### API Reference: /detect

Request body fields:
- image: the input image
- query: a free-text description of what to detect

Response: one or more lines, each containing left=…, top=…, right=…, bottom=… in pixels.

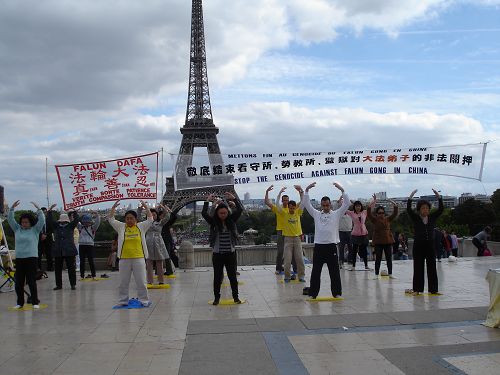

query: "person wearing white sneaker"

left=108, top=200, right=153, bottom=307
left=6, top=200, right=45, bottom=310
left=367, top=194, right=399, bottom=279
left=32, top=304, right=40, bottom=309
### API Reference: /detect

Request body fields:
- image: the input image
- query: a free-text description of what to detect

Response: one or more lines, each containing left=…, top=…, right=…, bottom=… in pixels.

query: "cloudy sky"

left=1, top=0, right=500, bottom=208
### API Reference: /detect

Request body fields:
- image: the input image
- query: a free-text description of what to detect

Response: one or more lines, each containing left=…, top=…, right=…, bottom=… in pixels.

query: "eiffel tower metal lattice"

left=162, top=0, right=239, bottom=212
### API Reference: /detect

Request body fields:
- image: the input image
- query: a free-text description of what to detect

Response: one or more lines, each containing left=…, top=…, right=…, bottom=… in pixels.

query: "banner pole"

left=478, top=143, right=487, bottom=181
left=161, top=147, right=164, bottom=200
left=46, top=157, right=50, bottom=207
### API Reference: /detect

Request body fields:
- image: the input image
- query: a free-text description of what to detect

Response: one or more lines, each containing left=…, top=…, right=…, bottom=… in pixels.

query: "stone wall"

left=30, top=239, right=499, bottom=270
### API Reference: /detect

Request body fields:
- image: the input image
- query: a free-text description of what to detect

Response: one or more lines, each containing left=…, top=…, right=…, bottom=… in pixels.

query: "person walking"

left=202, top=192, right=243, bottom=305
left=108, top=200, right=153, bottom=307
left=346, top=201, right=369, bottom=270
left=300, top=182, right=349, bottom=298
left=48, top=208, right=79, bottom=290
left=406, top=189, right=443, bottom=295
left=6, top=200, right=46, bottom=309
left=367, top=195, right=399, bottom=279
left=77, top=212, right=101, bottom=279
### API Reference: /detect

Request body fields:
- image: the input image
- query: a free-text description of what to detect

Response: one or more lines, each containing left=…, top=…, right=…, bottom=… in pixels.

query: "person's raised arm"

left=367, top=194, right=376, bottom=222
left=388, top=199, right=399, bottom=221
left=158, top=204, right=172, bottom=226
left=69, top=210, right=80, bottom=230
left=46, top=204, right=57, bottom=232
left=264, top=185, right=274, bottom=208
left=140, top=200, right=153, bottom=220
left=202, top=195, right=215, bottom=225
left=275, top=187, right=286, bottom=212
left=92, top=212, right=101, bottom=231
left=225, top=192, right=243, bottom=221
left=31, top=202, right=46, bottom=233
left=302, top=182, right=319, bottom=217
left=431, top=188, right=444, bottom=218
left=7, top=200, right=20, bottom=232
left=294, top=185, right=304, bottom=208
left=108, top=200, right=120, bottom=219
left=406, top=189, right=418, bottom=220
left=334, top=183, right=350, bottom=215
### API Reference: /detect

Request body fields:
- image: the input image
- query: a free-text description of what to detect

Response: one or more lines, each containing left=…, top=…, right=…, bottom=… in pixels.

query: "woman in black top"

left=406, top=189, right=443, bottom=295
left=202, top=192, right=243, bottom=305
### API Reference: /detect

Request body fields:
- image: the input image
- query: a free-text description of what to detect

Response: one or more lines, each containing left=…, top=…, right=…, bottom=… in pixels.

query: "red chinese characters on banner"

left=55, top=153, right=158, bottom=210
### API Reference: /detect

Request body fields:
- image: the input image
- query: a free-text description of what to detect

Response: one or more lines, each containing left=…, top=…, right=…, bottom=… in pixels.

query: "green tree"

left=452, top=199, right=497, bottom=235
left=491, top=188, right=500, bottom=216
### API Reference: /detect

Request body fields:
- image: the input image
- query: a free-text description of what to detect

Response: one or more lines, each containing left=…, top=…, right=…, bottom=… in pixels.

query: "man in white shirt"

left=298, top=182, right=350, bottom=298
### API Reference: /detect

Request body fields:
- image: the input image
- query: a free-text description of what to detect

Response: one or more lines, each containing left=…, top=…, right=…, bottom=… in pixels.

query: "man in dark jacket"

left=48, top=210, right=79, bottom=290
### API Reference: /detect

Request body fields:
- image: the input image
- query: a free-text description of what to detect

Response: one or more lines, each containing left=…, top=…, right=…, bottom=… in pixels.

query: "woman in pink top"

left=346, top=201, right=369, bottom=270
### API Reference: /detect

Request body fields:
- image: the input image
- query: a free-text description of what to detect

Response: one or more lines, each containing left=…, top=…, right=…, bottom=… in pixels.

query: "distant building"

left=458, top=193, right=491, bottom=205
left=244, top=192, right=250, bottom=201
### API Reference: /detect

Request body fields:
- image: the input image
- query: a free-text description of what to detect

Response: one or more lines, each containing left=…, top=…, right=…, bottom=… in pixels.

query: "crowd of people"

left=2, top=199, right=178, bottom=309
left=1, top=185, right=495, bottom=309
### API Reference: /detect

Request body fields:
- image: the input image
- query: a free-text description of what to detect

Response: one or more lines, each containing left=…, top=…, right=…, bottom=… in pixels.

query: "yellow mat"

left=279, top=279, right=303, bottom=284
left=404, top=291, right=442, bottom=297
left=208, top=299, right=246, bottom=306
left=308, top=297, right=344, bottom=302
left=147, top=284, right=171, bottom=289
left=8, top=303, right=48, bottom=311
left=221, top=281, right=245, bottom=287
left=79, top=277, right=109, bottom=282
left=153, top=275, right=177, bottom=279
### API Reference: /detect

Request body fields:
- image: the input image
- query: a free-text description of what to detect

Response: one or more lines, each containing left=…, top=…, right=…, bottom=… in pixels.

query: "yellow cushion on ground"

left=279, top=279, right=302, bottom=284
left=8, top=304, right=48, bottom=311
left=404, top=291, right=442, bottom=297
left=153, top=274, right=177, bottom=279
left=79, top=277, right=109, bottom=282
left=147, top=283, right=171, bottom=289
left=208, top=299, right=246, bottom=305
left=308, top=297, right=344, bottom=302
left=221, top=281, right=244, bottom=287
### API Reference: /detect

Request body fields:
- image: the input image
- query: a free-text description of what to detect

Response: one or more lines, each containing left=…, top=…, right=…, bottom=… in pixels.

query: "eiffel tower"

left=163, top=0, right=239, bottom=212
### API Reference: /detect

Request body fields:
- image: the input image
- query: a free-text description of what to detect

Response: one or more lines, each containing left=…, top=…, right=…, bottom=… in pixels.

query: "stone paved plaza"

left=1, top=256, right=499, bottom=375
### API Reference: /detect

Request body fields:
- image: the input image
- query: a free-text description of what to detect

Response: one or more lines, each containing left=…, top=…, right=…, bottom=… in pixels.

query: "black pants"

left=338, top=231, right=352, bottom=264
left=212, top=252, right=238, bottom=300
left=164, top=258, right=174, bottom=275
left=15, top=257, right=39, bottom=306
left=350, top=239, right=368, bottom=267
left=309, top=244, right=342, bottom=297
left=38, top=239, right=53, bottom=271
left=79, top=245, right=96, bottom=278
left=472, top=238, right=484, bottom=256
left=412, top=240, right=438, bottom=293
left=374, top=244, right=393, bottom=275
left=55, top=256, right=77, bottom=288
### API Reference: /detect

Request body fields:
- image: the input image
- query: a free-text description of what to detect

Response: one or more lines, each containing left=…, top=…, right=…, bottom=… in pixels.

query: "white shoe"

left=13, top=305, right=22, bottom=309
left=389, top=275, right=397, bottom=279
left=371, top=275, right=379, bottom=280
left=33, top=304, right=40, bottom=309
left=348, top=266, right=354, bottom=271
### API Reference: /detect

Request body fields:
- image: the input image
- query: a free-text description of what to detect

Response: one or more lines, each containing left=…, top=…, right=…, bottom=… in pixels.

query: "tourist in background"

left=449, top=231, right=459, bottom=257
left=6, top=200, right=46, bottom=309
left=406, top=189, right=443, bottom=295
left=472, top=226, right=492, bottom=256
left=367, top=194, right=399, bottom=279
